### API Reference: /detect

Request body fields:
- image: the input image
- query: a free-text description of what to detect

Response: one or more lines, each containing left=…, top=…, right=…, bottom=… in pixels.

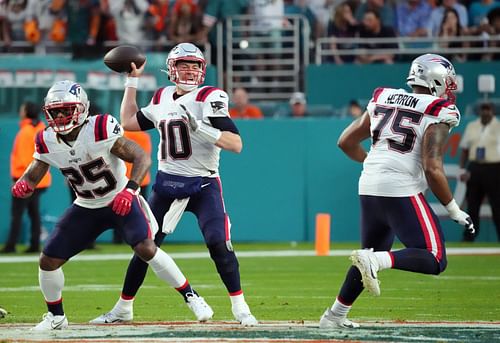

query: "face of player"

left=176, top=61, right=202, bottom=84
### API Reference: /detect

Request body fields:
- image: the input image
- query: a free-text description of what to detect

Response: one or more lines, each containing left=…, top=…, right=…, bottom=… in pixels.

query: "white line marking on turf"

left=0, top=247, right=499, bottom=264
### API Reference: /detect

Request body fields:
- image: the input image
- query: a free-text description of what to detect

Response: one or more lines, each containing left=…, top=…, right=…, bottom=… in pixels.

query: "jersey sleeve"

left=425, top=100, right=460, bottom=128
left=33, top=130, right=50, bottom=163
left=201, top=88, right=230, bottom=121
left=94, top=114, right=123, bottom=144
left=140, top=87, right=166, bottom=126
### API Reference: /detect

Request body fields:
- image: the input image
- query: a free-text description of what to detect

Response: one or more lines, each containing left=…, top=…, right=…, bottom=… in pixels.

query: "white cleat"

left=232, top=302, right=258, bottom=326
left=89, top=310, right=133, bottom=324
left=32, top=312, right=68, bottom=331
left=319, top=308, right=359, bottom=329
left=350, top=248, right=380, bottom=296
left=186, top=293, right=214, bottom=322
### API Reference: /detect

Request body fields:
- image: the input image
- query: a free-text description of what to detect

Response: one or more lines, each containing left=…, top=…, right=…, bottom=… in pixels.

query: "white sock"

left=147, top=248, right=187, bottom=288
left=112, top=297, right=134, bottom=314
left=39, top=267, right=64, bottom=302
left=330, top=297, right=351, bottom=318
left=230, top=293, right=246, bottom=307
left=374, top=251, right=392, bottom=271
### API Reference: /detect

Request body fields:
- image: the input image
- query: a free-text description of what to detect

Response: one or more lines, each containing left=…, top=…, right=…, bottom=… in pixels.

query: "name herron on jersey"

left=385, top=93, right=420, bottom=108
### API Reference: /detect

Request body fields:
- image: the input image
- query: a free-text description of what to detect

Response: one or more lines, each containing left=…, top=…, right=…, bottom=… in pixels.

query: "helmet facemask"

left=166, top=43, right=206, bottom=91
left=44, top=102, right=86, bottom=134
left=43, top=81, right=90, bottom=135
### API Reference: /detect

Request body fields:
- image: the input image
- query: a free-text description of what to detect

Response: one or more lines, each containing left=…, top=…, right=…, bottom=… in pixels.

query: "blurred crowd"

left=0, top=0, right=499, bottom=62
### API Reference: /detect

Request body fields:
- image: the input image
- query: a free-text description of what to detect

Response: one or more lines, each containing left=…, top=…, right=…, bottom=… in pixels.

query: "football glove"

left=12, top=180, right=34, bottom=198
left=445, top=199, right=475, bottom=235
left=111, top=188, right=136, bottom=216
left=179, top=104, right=221, bottom=144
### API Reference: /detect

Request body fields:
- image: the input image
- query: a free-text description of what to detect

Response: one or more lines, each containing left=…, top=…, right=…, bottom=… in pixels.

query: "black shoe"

left=24, top=247, right=40, bottom=253
left=0, top=246, right=16, bottom=253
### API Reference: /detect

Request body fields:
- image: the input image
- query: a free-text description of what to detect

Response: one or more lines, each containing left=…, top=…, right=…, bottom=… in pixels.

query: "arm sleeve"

left=136, top=111, right=156, bottom=131
left=209, top=117, right=240, bottom=135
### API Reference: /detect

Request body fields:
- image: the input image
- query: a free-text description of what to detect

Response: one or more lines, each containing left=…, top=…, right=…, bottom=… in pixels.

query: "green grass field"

left=1, top=242, right=499, bottom=326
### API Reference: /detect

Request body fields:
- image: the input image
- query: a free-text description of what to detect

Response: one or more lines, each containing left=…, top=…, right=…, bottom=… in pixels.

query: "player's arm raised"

left=111, top=136, right=151, bottom=187
left=120, top=61, right=147, bottom=131
left=337, top=111, right=371, bottom=162
left=12, top=159, right=50, bottom=198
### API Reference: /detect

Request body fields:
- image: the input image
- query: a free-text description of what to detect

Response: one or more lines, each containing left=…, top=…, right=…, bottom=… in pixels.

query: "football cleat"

left=32, top=312, right=68, bottom=331
left=232, top=302, right=258, bottom=326
left=186, top=293, right=214, bottom=322
left=89, top=310, right=133, bottom=324
left=351, top=248, right=380, bottom=296
left=319, top=308, right=359, bottom=329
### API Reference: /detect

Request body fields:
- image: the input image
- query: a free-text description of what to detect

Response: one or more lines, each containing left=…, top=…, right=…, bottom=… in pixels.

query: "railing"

left=0, top=40, right=212, bottom=65
left=315, top=35, right=500, bottom=64
left=218, top=14, right=310, bottom=102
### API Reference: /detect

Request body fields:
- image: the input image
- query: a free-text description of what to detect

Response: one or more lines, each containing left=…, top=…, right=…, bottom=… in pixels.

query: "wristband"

left=126, top=180, right=140, bottom=191
left=198, top=122, right=222, bottom=144
left=445, top=199, right=460, bottom=214
left=124, top=77, right=139, bottom=88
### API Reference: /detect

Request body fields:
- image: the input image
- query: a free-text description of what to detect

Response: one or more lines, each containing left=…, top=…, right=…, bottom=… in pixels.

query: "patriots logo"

left=428, top=57, right=452, bottom=71
left=69, top=83, right=81, bottom=96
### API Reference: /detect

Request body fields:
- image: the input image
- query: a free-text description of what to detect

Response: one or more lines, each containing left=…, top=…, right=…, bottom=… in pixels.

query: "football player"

left=319, top=54, right=475, bottom=328
left=91, top=43, right=258, bottom=326
left=12, top=80, right=212, bottom=330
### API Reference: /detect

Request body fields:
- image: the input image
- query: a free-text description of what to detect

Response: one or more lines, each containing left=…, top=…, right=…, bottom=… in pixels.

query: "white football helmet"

left=407, top=54, right=458, bottom=102
left=43, top=80, right=90, bottom=134
left=166, top=42, right=206, bottom=91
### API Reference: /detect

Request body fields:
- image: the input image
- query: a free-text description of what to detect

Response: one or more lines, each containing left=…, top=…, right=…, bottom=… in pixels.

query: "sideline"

left=0, top=247, right=499, bottom=264
left=0, top=321, right=499, bottom=343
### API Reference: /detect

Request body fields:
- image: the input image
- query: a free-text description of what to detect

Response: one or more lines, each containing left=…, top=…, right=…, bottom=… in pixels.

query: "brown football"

left=103, top=45, right=146, bottom=73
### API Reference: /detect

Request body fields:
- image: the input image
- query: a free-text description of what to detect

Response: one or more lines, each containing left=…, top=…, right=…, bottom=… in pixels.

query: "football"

left=0, top=307, right=7, bottom=318
left=103, top=45, right=146, bottom=73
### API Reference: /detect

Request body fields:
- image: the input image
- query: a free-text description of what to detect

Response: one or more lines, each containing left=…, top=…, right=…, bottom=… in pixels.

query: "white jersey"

left=140, top=85, right=230, bottom=177
left=359, top=87, right=460, bottom=197
left=33, top=114, right=127, bottom=209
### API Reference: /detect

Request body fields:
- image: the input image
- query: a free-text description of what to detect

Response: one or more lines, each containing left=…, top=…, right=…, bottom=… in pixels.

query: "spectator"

left=488, top=8, right=500, bottom=60
left=66, top=0, right=102, bottom=59
left=469, top=0, right=500, bottom=28
left=354, top=0, right=394, bottom=28
left=458, top=102, right=500, bottom=242
left=25, top=0, right=66, bottom=53
left=1, top=101, right=51, bottom=254
left=3, top=0, right=29, bottom=52
left=109, top=0, right=149, bottom=46
left=395, top=0, right=432, bottom=49
left=356, top=10, right=397, bottom=64
left=327, top=1, right=358, bottom=64
left=229, top=87, right=264, bottom=119
left=438, top=8, right=467, bottom=62
left=145, top=0, right=169, bottom=47
left=428, top=0, right=468, bottom=37
left=288, top=91, right=310, bottom=117
left=167, top=0, right=201, bottom=45
left=113, top=130, right=153, bottom=244
left=347, top=99, right=363, bottom=118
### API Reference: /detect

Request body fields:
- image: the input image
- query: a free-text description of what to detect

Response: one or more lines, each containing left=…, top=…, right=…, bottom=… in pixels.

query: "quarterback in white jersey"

left=93, top=43, right=258, bottom=326
left=12, top=80, right=211, bottom=331
left=140, top=84, right=229, bottom=177
left=319, top=54, right=475, bottom=329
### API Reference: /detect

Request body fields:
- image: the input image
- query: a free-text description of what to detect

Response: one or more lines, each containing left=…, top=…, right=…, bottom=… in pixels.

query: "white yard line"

left=0, top=247, right=499, bottom=264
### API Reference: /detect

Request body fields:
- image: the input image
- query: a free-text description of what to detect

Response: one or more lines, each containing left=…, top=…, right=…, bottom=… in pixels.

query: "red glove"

left=12, top=180, right=34, bottom=198
left=111, top=188, right=136, bottom=216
